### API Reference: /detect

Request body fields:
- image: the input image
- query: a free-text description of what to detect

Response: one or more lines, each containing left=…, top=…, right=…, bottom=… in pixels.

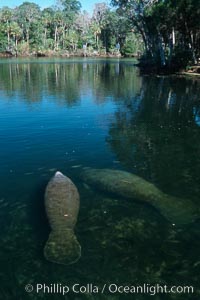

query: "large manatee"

left=44, top=171, right=81, bottom=265
left=81, top=168, right=199, bottom=225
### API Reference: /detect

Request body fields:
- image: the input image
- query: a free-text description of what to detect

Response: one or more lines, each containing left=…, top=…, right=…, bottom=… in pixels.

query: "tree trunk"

left=185, top=21, right=197, bottom=64
left=26, top=28, right=30, bottom=48
left=54, top=26, right=58, bottom=50
left=158, top=32, right=166, bottom=66
left=190, top=31, right=197, bottom=64
left=96, top=34, right=98, bottom=49
left=44, top=28, right=47, bottom=47
left=7, top=32, right=10, bottom=45
left=62, top=27, right=65, bottom=49
left=172, top=27, right=175, bottom=45
left=131, top=18, right=151, bottom=56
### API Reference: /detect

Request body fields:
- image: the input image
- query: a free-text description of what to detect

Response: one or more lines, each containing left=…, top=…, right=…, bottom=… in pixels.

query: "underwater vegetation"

left=78, top=189, right=200, bottom=300
left=0, top=183, right=200, bottom=299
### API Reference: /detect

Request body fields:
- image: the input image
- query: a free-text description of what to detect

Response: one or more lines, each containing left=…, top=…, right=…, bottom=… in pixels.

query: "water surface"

left=0, top=58, right=200, bottom=299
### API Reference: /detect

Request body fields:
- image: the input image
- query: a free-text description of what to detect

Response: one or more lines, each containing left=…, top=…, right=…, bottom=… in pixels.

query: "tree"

left=15, top=2, right=41, bottom=48
left=41, top=8, right=54, bottom=49
left=0, top=7, right=13, bottom=49
left=111, top=0, right=200, bottom=69
left=91, top=3, right=108, bottom=49
left=57, top=0, right=81, bottom=30
left=111, top=0, right=153, bottom=53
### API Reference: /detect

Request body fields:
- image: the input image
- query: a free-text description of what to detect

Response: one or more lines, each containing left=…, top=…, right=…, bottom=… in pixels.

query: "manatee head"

left=55, top=171, right=65, bottom=178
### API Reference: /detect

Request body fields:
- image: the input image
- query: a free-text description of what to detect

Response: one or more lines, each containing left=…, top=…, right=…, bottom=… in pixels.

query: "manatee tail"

left=44, top=229, right=81, bottom=265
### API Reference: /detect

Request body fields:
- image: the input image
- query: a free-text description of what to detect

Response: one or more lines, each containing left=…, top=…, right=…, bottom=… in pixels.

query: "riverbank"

left=177, top=71, right=200, bottom=78
left=179, top=66, right=200, bottom=77
left=137, top=57, right=200, bottom=77
left=0, top=49, right=122, bottom=59
left=1, top=51, right=199, bottom=80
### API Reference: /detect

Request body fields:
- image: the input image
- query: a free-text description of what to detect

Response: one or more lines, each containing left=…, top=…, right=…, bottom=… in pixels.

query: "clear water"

left=0, top=58, right=200, bottom=299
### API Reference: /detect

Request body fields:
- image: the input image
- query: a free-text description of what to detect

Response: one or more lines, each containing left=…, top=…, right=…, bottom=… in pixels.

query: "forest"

left=0, top=0, right=200, bottom=70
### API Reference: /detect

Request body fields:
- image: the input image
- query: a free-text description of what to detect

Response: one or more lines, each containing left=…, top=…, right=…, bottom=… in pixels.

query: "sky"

left=0, top=0, right=108, bottom=13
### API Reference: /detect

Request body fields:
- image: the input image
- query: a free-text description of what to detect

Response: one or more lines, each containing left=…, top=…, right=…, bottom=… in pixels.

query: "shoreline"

left=0, top=51, right=123, bottom=59
left=177, top=71, right=200, bottom=78
left=1, top=52, right=199, bottom=79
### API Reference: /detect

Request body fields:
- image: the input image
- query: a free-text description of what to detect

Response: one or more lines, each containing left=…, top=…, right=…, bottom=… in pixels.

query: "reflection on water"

left=0, top=58, right=200, bottom=299
left=107, top=76, right=200, bottom=200
left=0, top=58, right=141, bottom=105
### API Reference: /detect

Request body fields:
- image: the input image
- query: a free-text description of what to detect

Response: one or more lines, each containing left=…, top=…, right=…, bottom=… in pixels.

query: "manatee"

left=81, top=168, right=199, bottom=225
left=44, top=171, right=81, bottom=265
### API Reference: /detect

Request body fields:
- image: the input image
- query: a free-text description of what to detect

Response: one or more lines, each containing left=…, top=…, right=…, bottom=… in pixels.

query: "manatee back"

left=45, top=172, right=80, bottom=230
left=82, top=168, right=199, bottom=225
left=82, top=168, right=162, bottom=202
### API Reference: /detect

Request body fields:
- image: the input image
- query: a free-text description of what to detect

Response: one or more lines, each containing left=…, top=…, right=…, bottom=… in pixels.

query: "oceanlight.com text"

left=25, top=283, right=194, bottom=296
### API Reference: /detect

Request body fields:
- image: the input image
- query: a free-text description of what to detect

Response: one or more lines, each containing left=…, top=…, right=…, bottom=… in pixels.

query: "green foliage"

left=112, top=0, right=200, bottom=70
left=171, top=47, right=194, bottom=69
left=61, top=0, right=81, bottom=16
left=0, top=0, right=199, bottom=67
left=17, top=42, right=30, bottom=55
left=0, top=30, right=7, bottom=51
left=0, top=1, right=137, bottom=56
left=121, top=32, right=143, bottom=56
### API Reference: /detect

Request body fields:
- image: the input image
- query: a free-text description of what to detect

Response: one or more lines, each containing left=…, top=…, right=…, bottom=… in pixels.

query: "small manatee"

left=44, top=171, right=81, bottom=265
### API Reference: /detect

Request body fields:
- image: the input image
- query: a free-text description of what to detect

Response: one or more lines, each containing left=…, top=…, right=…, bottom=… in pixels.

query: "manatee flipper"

left=44, top=229, right=81, bottom=265
left=157, top=194, right=198, bottom=225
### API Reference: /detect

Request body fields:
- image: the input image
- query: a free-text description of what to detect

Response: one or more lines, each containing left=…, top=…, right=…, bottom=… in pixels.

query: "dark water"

left=0, top=58, right=200, bottom=299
